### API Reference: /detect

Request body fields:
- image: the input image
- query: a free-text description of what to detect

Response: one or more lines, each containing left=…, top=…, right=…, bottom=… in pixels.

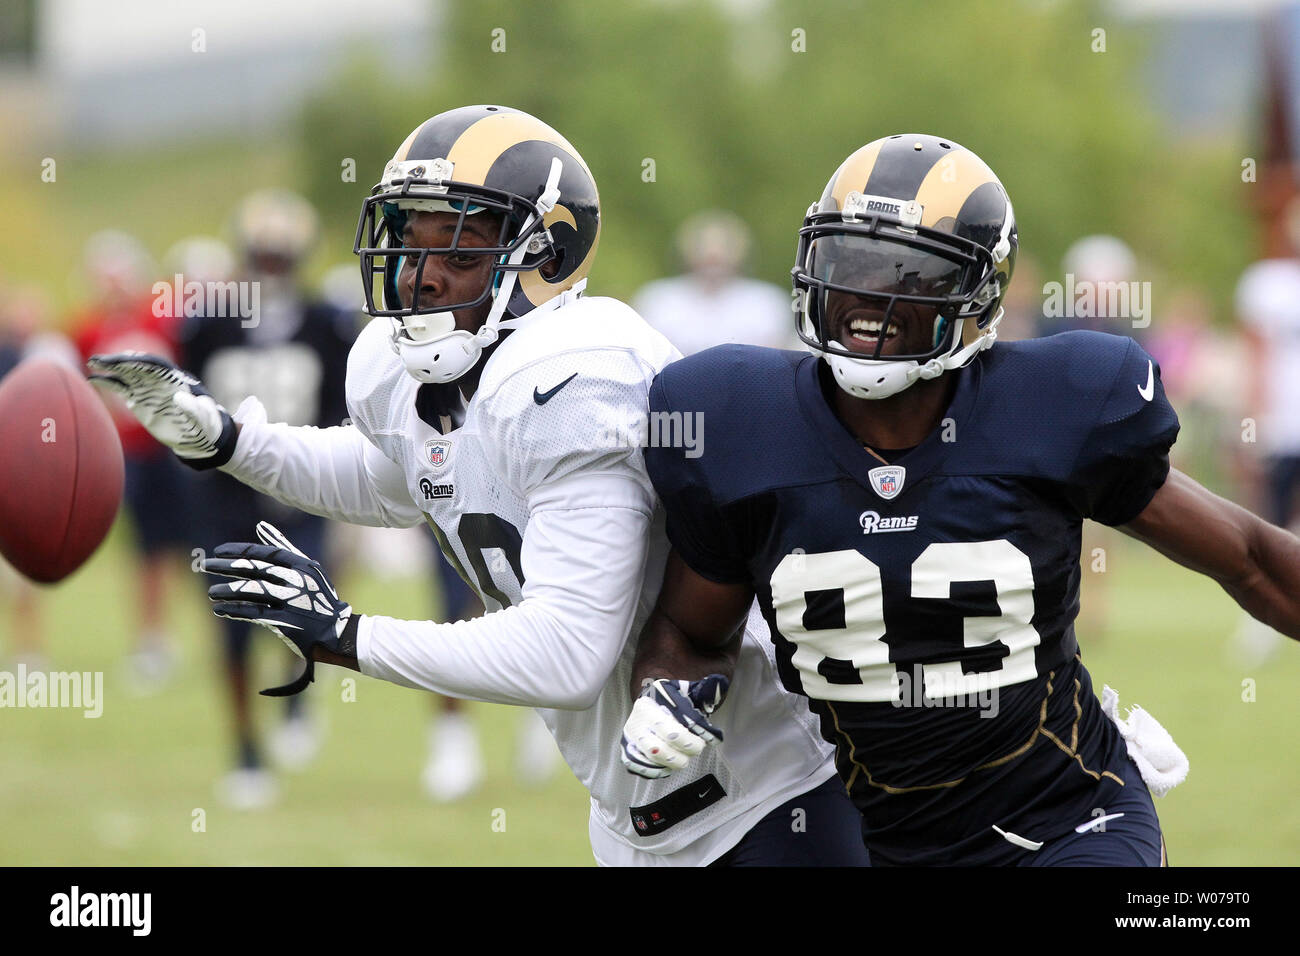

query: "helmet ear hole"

left=540, top=249, right=564, bottom=280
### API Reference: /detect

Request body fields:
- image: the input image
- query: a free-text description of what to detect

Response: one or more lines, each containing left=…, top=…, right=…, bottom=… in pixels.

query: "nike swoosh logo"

left=1074, top=812, right=1126, bottom=834
left=697, top=787, right=713, bottom=799
left=1137, top=360, right=1154, bottom=402
left=533, top=373, right=578, bottom=405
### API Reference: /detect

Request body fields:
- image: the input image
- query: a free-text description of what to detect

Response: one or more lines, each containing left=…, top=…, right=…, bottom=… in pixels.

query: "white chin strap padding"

left=826, top=313, right=1001, bottom=401
left=827, top=353, right=934, bottom=400
left=398, top=329, right=483, bottom=384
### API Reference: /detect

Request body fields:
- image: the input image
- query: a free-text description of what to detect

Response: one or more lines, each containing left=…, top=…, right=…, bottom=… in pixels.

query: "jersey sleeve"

left=475, top=349, right=657, bottom=509
left=222, top=397, right=424, bottom=529
left=642, top=370, right=752, bottom=583
left=356, top=497, right=652, bottom=708
left=1064, top=337, right=1181, bottom=526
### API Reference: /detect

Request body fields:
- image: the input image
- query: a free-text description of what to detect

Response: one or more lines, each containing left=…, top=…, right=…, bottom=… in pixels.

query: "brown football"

left=0, top=358, right=124, bottom=583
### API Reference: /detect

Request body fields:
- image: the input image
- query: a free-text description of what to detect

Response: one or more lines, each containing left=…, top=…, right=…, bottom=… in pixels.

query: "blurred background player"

left=1037, top=234, right=1139, bottom=339
left=634, top=210, right=796, bottom=355
left=1236, top=196, right=1300, bottom=534
left=177, top=192, right=356, bottom=808
left=1228, top=197, right=1300, bottom=663
left=68, top=230, right=187, bottom=691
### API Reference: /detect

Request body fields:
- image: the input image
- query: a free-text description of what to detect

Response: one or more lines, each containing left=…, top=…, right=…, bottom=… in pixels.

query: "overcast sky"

left=39, top=0, right=434, bottom=74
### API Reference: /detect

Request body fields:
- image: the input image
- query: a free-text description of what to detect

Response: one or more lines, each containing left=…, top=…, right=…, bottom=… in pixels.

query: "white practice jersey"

left=224, top=293, right=835, bottom=865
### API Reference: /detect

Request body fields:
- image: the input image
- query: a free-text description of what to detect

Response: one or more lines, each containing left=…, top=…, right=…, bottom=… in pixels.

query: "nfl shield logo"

left=868, top=465, right=905, bottom=500
left=425, top=439, right=451, bottom=469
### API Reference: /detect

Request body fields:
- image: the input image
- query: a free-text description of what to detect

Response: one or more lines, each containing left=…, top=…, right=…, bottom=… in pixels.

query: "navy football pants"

left=710, top=774, right=871, bottom=867
left=1021, top=758, right=1165, bottom=867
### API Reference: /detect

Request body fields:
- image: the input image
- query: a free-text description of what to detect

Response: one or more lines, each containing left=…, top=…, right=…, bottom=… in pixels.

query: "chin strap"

left=475, top=157, right=566, bottom=349
left=943, top=309, right=1001, bottom=371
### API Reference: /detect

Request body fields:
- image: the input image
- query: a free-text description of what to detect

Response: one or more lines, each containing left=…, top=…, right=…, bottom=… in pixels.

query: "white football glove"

left=620, top=675, right=729, bottom=779
left=87, top=352, right=237, bottom=468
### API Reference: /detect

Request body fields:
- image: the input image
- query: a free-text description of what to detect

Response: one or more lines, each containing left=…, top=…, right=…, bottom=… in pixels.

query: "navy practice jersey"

left=645, top=331, right=1180, bottom=865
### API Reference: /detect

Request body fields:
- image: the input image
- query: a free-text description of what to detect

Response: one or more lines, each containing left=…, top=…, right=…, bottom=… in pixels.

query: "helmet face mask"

left=802, top=227, right=986, bottom=363
left=356, top=175, right=558, bottom=324
left=792, top=135, right=1016, bottom=400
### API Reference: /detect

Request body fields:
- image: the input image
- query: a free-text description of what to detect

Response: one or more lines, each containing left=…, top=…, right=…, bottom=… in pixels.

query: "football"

left=0, top=358, right=124, bottom=583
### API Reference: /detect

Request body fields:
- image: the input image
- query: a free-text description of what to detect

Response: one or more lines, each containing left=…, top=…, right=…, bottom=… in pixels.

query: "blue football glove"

left=203, top=522, right=357, bottom=697
left=620, top=675, right=729, bottom=779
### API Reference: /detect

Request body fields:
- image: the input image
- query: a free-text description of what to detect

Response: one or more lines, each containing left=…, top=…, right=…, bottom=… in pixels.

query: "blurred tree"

left=0, top=0, right=37, bottom=62
left=296, top=0, right=1253, bottom=318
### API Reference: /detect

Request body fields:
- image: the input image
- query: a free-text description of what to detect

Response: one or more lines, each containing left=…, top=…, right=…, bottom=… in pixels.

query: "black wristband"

left=178, top=413, right=239, bottom=471
left=337, top=613, right=360, bottom=659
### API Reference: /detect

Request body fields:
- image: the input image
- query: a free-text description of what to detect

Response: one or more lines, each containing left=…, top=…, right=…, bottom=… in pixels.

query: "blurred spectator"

left=1146, top=288, right=1247, bottom=496
left=69, top=230, right=187, bottom=692
left=1229, top=205, right=1300, bottom=665
left=1037, top=234, right=1138, bottom=338
left=1235, top=202, right=1300, bottom=529
left=634, top=210, right=796, bottom=355
left=178, top=193, right=357, bottom=809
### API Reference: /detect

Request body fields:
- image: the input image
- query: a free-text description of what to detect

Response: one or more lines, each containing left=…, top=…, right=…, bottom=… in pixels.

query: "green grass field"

left=1, top=521, right=1296, bottom=866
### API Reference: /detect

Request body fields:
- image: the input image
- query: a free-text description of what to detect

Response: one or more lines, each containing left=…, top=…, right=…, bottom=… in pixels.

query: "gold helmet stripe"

left=446, top=112, right=592, bottom=186
left=517, top=212, right=600, bottom=306
left=391, top=123, right=424, bottom=164
left=913, top=148, right=1001, bottom=229
left=828, top=139, right=887, bottom=208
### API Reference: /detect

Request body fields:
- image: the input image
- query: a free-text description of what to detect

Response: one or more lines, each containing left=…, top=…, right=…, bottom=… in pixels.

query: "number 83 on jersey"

left=769, top=538, right=1041, bottom=703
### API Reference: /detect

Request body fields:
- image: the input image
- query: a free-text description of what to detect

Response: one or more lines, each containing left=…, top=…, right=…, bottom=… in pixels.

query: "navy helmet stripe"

left=402, top=106, right=520, bottom=165
left=861, top=136, right=950, bottom=203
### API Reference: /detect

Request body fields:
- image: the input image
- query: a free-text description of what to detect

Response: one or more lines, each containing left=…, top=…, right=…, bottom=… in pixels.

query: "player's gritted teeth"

left=828, top=295, right=935, bottom=358
left=843, top=309, right=900, bottom=350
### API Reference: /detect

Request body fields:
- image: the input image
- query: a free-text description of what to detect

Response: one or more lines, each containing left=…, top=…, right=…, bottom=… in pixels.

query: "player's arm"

left=630, top=549, right=751, bottom=693
left=221, top=397, right=424, bottom=528
left=204, top=469, right=653, bottom=703
left=1121, top=467, right=1300, bottom=640
left=618, top=551, right=752, bottom=779
left=621, top=367, right=761, bottom=777
left=356, top=478, right=654, bottom=709
left=87, top=352, right=423, bottom=528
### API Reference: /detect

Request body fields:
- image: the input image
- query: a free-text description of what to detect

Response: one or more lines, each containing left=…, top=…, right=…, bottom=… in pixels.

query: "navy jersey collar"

left=794, top=353, right=983, bottom=492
